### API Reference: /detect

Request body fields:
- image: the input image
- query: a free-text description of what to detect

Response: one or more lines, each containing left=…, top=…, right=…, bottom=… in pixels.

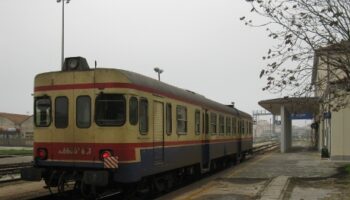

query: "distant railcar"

left=22, top=57, right=253, bottom=198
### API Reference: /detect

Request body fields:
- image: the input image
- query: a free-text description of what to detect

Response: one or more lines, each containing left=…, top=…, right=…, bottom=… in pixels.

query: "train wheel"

left=57, top=172, right=77, bottom=195
left=80, top=182, right=97, bottom=200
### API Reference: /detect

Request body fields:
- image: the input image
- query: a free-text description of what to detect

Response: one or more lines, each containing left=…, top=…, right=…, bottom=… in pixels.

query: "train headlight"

left=67, top=58, right=79, bottom=70
left=37, top=148, right=48, bottom=160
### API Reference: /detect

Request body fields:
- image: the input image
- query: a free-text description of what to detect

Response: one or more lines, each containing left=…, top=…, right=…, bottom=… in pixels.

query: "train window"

left=166, top=103, right=172, bottom=135
left=242, top=120, right=245, bottom=135
left=77, top=96, right=91, bottom=128
left=139, top=98, right=148, bottom=133
left=219, top=115, right=224, bottom=135
left=210, top=113, right=217, bottom=134
left=95, top=93, right=126, bottom=126
left=232, top=118, right=237, bottom=135
left=195, top=110, right=200, bottom=135
left=55, top=96, right=68, bottom=128
left=34, top=96, right=51, bottom=127
left=129, top=97, right=138, bottom=125
left=176, top=105, right=187, bottom=134
left=226, top=117, right=231, bottom=135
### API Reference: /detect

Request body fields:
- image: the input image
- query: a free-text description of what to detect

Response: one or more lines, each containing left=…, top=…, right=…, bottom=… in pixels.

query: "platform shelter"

left=259, top=97, right=319, bottom=153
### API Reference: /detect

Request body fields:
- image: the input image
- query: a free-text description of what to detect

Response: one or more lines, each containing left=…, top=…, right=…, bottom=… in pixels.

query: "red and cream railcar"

left=22, top=57, right=253, bottom=196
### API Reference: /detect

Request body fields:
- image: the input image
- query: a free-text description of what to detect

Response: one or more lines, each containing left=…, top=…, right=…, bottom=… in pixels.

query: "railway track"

left=0, top=162, right=32, bottom=182
left=0, top=142, right=279, bottom=184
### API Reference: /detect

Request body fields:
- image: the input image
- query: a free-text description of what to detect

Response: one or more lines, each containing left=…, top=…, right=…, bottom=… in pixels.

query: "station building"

left=312, top=42, right=350, bottom=160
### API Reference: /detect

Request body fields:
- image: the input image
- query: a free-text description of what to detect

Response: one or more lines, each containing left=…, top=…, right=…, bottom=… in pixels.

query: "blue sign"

left=290, top=113, right=314, bottom=120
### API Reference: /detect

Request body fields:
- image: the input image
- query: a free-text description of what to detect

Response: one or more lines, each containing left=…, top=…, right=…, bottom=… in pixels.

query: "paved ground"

left=158, top=143, right=350, bottom=200
left=0, top=156, right=32, bottom=165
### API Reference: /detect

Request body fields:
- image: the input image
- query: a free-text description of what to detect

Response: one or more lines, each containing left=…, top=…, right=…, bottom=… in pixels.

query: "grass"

left=345, top=164, right=350, bottom=174
left=0, top=149, right=33, bottom=156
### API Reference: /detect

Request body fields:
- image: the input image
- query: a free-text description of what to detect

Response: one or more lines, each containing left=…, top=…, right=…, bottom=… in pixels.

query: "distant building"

left=312, top=41, right=350, bottom=160
left=0, top=112, right=33, bottom=145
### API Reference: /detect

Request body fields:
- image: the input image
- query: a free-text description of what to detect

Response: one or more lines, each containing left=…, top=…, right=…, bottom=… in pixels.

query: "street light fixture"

left=56, top=0, right=70, bottom=68
left=154, top=67, right=164, bottom=81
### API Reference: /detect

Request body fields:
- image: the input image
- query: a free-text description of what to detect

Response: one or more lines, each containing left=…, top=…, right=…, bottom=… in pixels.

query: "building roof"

left=0, top=112, right=31, bottom=125
left=259, top=97, right=320, bottom=115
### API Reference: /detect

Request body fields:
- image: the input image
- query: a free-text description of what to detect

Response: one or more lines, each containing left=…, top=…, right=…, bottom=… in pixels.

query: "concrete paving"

left=158, top=143, right=350, bottom=200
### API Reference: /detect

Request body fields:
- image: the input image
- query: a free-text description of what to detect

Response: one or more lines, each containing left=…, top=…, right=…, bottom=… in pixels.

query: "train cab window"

left=77, top=96, right=91, bottom=128
left=95, top=93, right=126, bottom=126
left=195, top=110, right=200, bottom=135
left=219, top=115, right=225, bottom=135
left=129, top=97, right=138, bottom=125
left=166, top=103, right=172, bottom=135
left=34, top=96, right=51, bottom=127
left=176, top=105, right=187, bottom=134
left=210, top=113, right=217, bottom=134
left=226, top=117, right=231, bottom=135
left=55, top=97, right=68, bottom=128
left=139, top=98, right=148, bottom=133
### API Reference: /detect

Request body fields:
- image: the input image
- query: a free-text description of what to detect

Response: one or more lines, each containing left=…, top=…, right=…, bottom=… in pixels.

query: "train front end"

left=21, top=57, right=140, bottom=196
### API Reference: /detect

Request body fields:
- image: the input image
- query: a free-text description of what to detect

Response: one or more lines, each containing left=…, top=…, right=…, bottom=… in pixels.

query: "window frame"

left=139, top=98, right=149, bottom=134
left=55, top=96, right=69, bottom=129
left=210, top=112, right=217, bottom=135
left=166, top=103, right=172, bottom=135
left=226, top=117, right=231, bottom=135
left=195, top=110, right=201, bottom=135
left=76, top=95, right=91, bottom=129
left=129, top=96, right=139, bottom=126
left=219, top=115, right=225, bottom=135
left=176, top=105, right=188, bottom=134
left=95, top=93, right=126, bottom=127
left=34, top=96, right=52, bottom=127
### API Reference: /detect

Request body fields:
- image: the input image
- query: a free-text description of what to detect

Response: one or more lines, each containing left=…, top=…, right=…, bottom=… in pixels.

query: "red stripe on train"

left=34, top=138, right=252, bottom=162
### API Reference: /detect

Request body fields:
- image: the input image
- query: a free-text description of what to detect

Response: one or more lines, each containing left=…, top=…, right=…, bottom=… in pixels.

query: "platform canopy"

left=259, top=97, right=320, bottom=115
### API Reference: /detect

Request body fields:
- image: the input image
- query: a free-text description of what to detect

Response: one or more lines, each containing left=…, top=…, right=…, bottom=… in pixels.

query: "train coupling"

left=83, top=170, right=109, bottom=186
left=21, top=167, right=44, bottom=181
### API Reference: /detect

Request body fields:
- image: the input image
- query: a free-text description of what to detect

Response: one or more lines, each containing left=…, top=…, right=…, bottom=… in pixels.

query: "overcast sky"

left=0, top=0, right=281, bottom=115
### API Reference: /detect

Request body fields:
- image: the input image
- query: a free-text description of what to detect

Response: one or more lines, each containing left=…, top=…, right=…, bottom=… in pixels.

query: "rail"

left=0, top=162, right=32, bottom=183
left=253, top=142, right=279, bottom=154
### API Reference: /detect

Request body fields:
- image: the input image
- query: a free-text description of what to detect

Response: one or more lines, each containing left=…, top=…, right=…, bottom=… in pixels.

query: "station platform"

left=158, top=142, right=350, bottom=200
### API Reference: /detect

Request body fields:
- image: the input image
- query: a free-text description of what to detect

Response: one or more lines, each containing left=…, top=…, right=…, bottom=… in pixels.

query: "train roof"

left=117, top=69, right=252, bottom=119
left=35, top=67, right=251, bottom=119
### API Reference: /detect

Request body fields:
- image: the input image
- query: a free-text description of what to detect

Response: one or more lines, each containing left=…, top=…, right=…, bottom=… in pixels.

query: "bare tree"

left=242, top=0, right=350, bottom=111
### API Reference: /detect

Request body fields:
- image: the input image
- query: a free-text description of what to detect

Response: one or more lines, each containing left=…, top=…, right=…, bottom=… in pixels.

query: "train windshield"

left=34, top=96, right=51, bottom=127
left=95, top=93, right=126, bottom=126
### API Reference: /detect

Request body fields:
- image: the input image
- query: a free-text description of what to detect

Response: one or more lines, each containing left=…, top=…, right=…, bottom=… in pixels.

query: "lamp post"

left=154, top=67, right=164, bottom=81
left=56, top=0, right=70, bottom=68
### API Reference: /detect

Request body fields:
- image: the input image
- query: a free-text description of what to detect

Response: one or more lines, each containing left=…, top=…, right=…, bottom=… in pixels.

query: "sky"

left=0, top=0, right=281, bottom=115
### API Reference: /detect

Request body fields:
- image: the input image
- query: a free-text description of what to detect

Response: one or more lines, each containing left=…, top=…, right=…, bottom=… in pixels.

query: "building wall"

left=0, top=116, right=15, bottom=129
left=331, top=106, right=350, bottom=160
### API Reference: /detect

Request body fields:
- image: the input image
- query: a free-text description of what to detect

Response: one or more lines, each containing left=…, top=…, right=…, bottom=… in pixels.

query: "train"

left=21, top=56, right=253, bottom=198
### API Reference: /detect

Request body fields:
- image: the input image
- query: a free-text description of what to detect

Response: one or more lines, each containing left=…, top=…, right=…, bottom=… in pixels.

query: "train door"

left=153, top=100, right=164, bottom=164
left=72, top=72, right=95, bottom=165
left=201, top=110, right=210, bottom=170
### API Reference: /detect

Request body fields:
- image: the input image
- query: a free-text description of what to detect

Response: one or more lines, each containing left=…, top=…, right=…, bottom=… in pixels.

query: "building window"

left=55, top=96, right=68, bottom=128
left=139, top=98, right=148, bottom=133
left=195, top=110, right=201, bottom=135
left=176, top=105, right=187, bottom=134
left=166, top=103, right=172, bottom=134
left=76, top=96, right=91, bottom=128
left=219, top=115, right=225, bottom=135
left=34, top=96, right=51, bottom=127
left=95, top=93, right=126, bottom=126
left=129, top=97, right=138, bottom=125
left=210, top=113, right=217, bottom=134
left=226, top=117, right=231, bottom=135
